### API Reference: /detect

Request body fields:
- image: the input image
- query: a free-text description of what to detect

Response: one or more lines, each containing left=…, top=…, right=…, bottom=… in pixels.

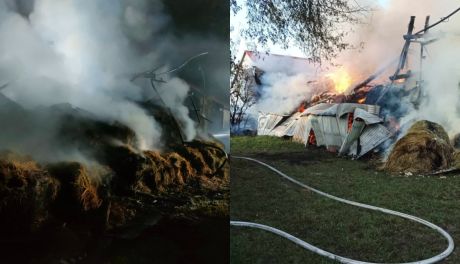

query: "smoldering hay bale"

left=46, top=162, right=103, bottom=215
left=164, top=152, right=195, bottom=184
left=105, top=139, right=228, bottom=194
left=0, top=151, right=59, bottom=233
left=140, top=151, right=177, bottom=193
left=385, top=120, right=454, bottom=174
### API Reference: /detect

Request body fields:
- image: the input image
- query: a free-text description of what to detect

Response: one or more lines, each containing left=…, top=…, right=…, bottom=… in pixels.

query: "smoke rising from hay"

left=0, top=0, right=227, bottom=160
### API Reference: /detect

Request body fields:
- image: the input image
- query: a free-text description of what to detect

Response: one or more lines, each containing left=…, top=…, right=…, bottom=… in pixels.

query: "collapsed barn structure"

left=258, top=103, right=392, bottom=158
left=254, top=9, right=460, bottom=168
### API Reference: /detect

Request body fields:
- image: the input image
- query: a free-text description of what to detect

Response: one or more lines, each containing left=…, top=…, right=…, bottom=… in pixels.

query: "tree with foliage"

left=231, top=0, right=368, bottom=63
left=230, top=46, right=257, bottom=133
left=229, top=0, right=368, bottom=132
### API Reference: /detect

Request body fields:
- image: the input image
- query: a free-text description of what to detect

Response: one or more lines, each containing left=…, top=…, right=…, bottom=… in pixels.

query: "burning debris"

left=243, top=6, right=460, bottom=175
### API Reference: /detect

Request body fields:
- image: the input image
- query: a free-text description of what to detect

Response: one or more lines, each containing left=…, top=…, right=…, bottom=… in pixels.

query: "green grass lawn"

left=230, top=136, right=460, bottom=264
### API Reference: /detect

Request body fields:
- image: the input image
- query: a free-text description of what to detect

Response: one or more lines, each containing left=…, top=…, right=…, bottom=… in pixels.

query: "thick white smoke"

left=402, top=32, right=460, bottom=136
left=242, top=52, right=322, bottom=117
left=332, top=0, right=460, bottom=135
left=0, top=0, right=197, bottom=150
left=158, top=77, right=197, bottom=141
left=252, top=72, right=319, bottom=115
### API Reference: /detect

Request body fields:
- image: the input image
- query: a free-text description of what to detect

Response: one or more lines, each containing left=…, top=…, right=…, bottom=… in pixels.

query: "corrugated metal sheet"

left=257, top=114, right=269, bottom=135
left=348, top=124, right=392, bottom=157
left=339, top=119, right=365, bottom=154
left=269, top=112, right=302, bottom=137
left=284, top=119, right=299, bottom=136
left=257, top=103, right=388, bottom=158
left=354, top=108, right=382, bottom=125
left=302, top=104, right=338, bottom=116
left=336, top=103, right=381, bottom=117
left=292, top=116, right=311, bottom=144
left=318, top=116, right=342, bottom=148
left=337, top=116, right=349, bottom=140
left=310, top=117, right=326, bottom=146
left=301, top=103, right=334, bottom=116
left=257, top=113, right=285, bottom=135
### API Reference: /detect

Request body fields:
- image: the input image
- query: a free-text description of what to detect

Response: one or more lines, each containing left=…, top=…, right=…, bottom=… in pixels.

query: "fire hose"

left=230, top=156, right=454, bottom=264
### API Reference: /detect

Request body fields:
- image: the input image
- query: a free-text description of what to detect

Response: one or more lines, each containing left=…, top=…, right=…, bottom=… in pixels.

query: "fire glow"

left=326, top=68, right=352, bottom=94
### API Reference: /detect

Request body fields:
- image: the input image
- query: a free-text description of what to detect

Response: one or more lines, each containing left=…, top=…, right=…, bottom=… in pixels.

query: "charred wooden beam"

left=389, top=72, right=412, bottom=81
left=403, top=33, right=424, bottom=40
left=398, top=16, right=415, bottom=72
left=351, top=59, right=398, bottom=93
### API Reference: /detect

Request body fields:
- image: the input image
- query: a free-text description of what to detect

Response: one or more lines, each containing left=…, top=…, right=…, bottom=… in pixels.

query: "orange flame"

left=326, top=68, right=352, bottom=94
left=357, top=97, right=366, bottom=104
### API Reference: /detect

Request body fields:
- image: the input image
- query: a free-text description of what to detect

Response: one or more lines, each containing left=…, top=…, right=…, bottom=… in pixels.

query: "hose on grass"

left=230, top=156, right=454, bottom=264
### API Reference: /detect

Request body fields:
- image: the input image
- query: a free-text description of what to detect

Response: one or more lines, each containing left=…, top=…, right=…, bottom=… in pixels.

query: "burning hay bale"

left=385, top=120, right=454, bottom=174
left=0, top=151, right=59, bottom=233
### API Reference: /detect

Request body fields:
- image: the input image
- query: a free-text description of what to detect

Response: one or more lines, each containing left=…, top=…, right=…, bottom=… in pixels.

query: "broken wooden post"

left=394, top=16, right=416, bottom=78
left=413, top=16, right=430, bottom=108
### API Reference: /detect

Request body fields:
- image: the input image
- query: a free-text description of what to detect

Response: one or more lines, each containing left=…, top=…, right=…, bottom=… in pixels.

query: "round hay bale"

left=407, top=120, right=450, bottom=142
left=453, top=150, right=460, bottom=169
left=385, top=120, right=454, bottom=174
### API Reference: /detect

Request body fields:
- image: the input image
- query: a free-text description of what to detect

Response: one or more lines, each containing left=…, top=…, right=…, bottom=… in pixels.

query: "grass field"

left=230, top=136, right=460, bottom=264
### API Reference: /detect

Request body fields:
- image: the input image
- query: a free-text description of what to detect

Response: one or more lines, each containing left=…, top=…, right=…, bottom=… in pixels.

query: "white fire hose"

left=231, top=156, right=454, bottom=264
